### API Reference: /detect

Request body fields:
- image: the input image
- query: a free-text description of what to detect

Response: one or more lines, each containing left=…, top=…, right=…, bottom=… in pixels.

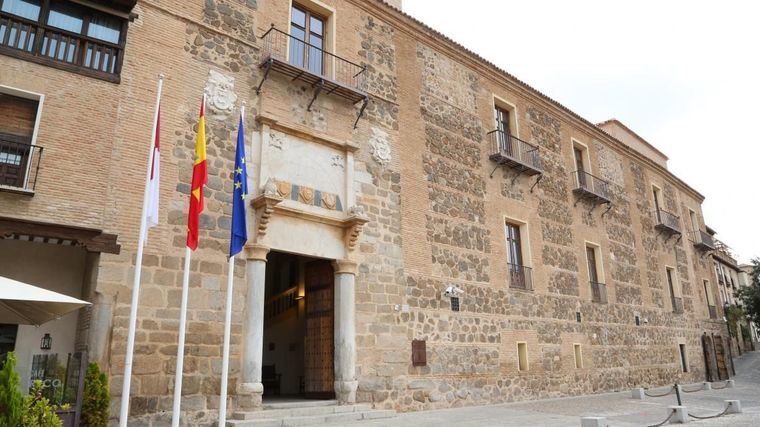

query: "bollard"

left=726, top=379, right=735, bottom=388
left=724, top=400, right=742, bottom=414
left=702, top=382, right=711, bottom=391
left=632, top=388, right=645, bottom=399
left=675, top=384, right=683, bottom=406
left=668, top=406, right=688, bottom=424
left=580, top=416, right=608, bottom=427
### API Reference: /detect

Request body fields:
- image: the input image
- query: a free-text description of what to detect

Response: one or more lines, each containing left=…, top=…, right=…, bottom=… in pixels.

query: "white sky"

left=403, top=0, right=759, bottom=264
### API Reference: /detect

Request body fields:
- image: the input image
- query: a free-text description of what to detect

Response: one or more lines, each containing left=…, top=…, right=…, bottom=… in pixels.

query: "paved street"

left=337, top=350, right=760, bottom=426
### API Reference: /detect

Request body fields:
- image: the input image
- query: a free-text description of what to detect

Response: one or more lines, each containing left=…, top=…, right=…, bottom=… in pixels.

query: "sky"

left=403, top=0, right=759, bottom=264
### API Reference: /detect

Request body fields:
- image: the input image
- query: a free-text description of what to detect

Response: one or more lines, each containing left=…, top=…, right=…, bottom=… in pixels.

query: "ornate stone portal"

left=237, top=116, right=368, bottom=408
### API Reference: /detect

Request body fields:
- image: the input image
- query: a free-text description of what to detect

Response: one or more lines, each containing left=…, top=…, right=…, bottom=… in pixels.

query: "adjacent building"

left=0, top=0, right=741, bottom=425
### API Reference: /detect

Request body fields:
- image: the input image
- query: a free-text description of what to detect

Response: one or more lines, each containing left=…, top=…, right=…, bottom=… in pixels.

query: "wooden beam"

left=0, top=216, right=120, bottom=254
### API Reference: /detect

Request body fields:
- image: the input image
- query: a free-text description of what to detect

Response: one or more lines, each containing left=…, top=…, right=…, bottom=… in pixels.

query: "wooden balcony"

left=572, top=170, right=612, bottom=205
left=655, top=209, right=681, bottom=236
left=257, top=26, right=369, bottom=127
left=691, top=230, right=715, bottom=251
left=0, top=11, right=124, bottom=82
left=487, top=130, right=542, bottom=176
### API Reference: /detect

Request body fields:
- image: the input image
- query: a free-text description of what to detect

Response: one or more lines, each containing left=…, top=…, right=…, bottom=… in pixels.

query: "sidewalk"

left=335, top=351, right=760, bottom=426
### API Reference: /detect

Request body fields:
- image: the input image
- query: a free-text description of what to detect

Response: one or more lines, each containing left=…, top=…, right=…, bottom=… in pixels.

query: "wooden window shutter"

left=411, top=340, right=426, bottom=367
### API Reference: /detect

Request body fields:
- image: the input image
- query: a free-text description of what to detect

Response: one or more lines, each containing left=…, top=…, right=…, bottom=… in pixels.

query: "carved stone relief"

left=204, top=69, right=237, bottom=118
left=369, top=127, right=391, bottom=167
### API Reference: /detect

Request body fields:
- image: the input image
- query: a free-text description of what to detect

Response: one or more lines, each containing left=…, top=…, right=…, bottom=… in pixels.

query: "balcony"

left=708, top=305, right=717, bottom=319
left=487, top=130, right=542, bottom=177
left=0, top=11, right=123, bottom=82
left=572, top=170, right=612, bottom=205
left=591, top=281, right=608, bottom=304
left=0, top=135, right=43, bottom=194
left=691, top=230, right=715, bottom=251
left=508, top=263, right=533, bottom=291
left=257, top=26, right=369, bottom=127
left=672, top=296, right=684, bottom=314
left=655, top=209, right=681, bottom=236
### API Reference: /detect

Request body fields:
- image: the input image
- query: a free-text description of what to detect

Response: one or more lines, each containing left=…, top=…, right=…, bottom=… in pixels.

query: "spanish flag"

left=186, top=96, right=207, bottom=250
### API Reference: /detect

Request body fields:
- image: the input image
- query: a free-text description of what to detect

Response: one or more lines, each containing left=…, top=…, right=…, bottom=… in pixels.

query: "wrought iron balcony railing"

left=655, top=209, right=681, bottom=235
left=0, top=11, right=123, bottom=79
left=691, top=230, right=715, bottom=251
left=0, top=135, right=43, bottom=193
left=591, top=281, right=607, bottom=304
left=258, top=26, right=367, bottom=103
left=672, top=296, right=684, bottom=314
left=708, top=304, right=717, bottom=319
left=572, top=170, right=612, bottom=204
left=487, top=130, right=542, bottom=176
left=507, top=263, right=533, bottom=291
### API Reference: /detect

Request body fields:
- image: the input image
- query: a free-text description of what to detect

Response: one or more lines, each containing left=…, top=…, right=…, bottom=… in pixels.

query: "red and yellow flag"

left=186, top=96, right=208, bottom=250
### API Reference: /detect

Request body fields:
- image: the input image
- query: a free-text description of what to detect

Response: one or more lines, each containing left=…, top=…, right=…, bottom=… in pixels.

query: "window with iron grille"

left=0, top=0, right=129, bottom=81
left=450, top=296, right=460, bottom=312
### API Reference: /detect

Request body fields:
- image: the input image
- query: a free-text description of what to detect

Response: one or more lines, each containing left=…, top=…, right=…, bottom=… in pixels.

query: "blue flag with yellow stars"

left=230, top=112, right=248, bottom=257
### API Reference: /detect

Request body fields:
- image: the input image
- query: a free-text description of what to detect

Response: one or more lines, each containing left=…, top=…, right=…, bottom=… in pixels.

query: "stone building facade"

left=0, top=0, right=734, bottom=425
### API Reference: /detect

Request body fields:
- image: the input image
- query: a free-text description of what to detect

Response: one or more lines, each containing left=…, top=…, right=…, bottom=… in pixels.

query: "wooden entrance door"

left=303, top=260, right=335, bottom=399
left=701, top=334, right=717, bottom=382
left=713, top=334, right=729, bottom=380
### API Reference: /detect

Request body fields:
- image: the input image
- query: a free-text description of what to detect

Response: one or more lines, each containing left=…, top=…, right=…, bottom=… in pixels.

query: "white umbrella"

left=0, top=275, right=90, bottom=326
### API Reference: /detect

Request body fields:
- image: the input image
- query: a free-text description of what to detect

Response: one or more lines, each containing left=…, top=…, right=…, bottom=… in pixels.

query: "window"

left=517, top=342, right=528, bottom=371
left=505, top=222, right=523, bottom=267
left=289, top=4, right=325, bottom=74
left=450, top=296, right=460, bottom=312
left=678, top=344, right=688, bottom=372
left=573, top=344, right=583, bottom=369
left=0, top=88, right=43, bottom=192
left=0, top=0, right=127, bottom=80
left=652, top=185, right=663, bottom=220
left=666, top=267, right=681, bottom=313
left=505, top=221, right=531, bottom=290
left=586, top=244, right=606, bottom=303
left=572, top=141, right=591, bottom=189
left=688, top=209, right=699, bottom=232
left=494, top=105, right=512, bottom=154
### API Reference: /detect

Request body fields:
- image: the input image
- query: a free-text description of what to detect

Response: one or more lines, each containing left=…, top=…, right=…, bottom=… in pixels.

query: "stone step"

left=232, top=403, right=372, bottom=420
left=226, top=408, right=395, bottom=427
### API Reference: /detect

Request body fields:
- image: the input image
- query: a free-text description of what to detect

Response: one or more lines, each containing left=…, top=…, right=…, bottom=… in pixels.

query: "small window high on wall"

left=517, top=342, right=528, bottom=372
left=573, top=344, right=583, bottom=369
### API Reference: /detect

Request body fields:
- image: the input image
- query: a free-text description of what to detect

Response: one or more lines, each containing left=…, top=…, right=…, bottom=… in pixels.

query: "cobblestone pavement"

left=336, top=350, right=760, bottom=426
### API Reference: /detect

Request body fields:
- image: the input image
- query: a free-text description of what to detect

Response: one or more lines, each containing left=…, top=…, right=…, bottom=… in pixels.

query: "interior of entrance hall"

left=262, top=251, right=335, bottom=399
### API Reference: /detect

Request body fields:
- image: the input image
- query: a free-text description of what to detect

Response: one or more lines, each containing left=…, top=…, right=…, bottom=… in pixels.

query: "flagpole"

left=120, top=74, right=164, bottom=427
left=172, top=93, right=206, bottom=427
left=218, top=103, right=244, bottom=426
left=171, top=246, right=192, bottom=427
left=219, top=254, right=235, bottom=426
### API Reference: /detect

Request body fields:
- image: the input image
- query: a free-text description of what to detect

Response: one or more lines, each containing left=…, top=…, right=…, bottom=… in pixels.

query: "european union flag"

left=230, top=113, right=248, bottom=257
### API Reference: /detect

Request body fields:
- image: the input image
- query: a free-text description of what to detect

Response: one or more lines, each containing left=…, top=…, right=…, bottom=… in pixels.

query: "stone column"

left=239, top=244, right=269, bottom=409
left=332, top=259, right=358, bottom=404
